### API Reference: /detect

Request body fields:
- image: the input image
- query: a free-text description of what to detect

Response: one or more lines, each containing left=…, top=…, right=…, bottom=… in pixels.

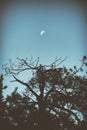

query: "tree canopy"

left=0, top=56, right=87, bottom=130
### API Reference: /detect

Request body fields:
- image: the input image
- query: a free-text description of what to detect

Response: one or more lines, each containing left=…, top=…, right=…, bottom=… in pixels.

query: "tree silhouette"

left=1, top=56, right=87, bottom=130
left=0, top=75, right=14, bottom=129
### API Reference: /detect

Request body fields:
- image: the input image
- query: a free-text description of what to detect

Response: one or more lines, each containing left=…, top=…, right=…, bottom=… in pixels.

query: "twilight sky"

left=1, top=1, right=87, bottom=95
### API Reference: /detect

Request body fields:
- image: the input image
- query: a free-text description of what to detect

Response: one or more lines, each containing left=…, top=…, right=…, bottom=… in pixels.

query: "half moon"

left=40, top=30, right=45, bottom=36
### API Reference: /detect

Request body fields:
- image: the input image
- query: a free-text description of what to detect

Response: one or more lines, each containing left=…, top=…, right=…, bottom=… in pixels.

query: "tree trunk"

left=37, top=95, right=46, bottom=129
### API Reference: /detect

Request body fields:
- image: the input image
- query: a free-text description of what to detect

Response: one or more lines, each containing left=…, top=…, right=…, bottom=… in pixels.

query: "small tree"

left=2, top=56, right=87, bottom=130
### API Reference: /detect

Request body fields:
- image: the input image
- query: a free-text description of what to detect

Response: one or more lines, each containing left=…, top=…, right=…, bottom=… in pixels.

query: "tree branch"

left=13, top=75, right=38, bottom=98
left=48, top=104, right=81, bottom=125
left=45, top=84, right=55, bottom=101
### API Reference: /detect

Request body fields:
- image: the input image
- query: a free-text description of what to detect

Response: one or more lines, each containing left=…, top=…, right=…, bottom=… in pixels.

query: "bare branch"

left=55, top=57, right=67, bottom=66
left=73, top=56, right=87, bottom=75
left=13, top=75, right=38, bottom=98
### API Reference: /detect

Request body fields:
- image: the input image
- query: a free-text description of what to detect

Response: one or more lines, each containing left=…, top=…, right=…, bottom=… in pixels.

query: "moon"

left=40, top=30, right=45, bottom=36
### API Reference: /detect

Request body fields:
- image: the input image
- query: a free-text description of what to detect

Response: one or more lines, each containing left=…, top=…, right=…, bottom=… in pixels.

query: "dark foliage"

left=0, top=56, right=87, bottom=130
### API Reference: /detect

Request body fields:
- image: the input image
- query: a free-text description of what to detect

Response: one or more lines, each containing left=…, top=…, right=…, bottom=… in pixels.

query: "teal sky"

left=1, top=2, right=87, bottom=95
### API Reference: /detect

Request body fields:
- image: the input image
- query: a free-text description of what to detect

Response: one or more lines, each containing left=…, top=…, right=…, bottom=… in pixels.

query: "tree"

left=0, top=75, right=14, bottom=130
left=5, top=88, right=34, bottom=130
left=2, top=56, right=87, bottom=130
